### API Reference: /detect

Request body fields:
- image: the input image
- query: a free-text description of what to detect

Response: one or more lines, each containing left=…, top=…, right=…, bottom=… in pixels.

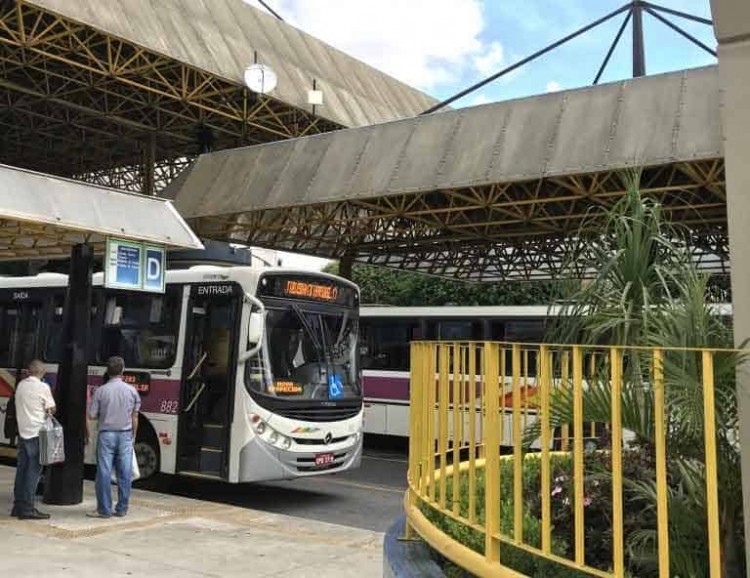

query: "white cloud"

left=473, top=41, right=504, bottom=76
left=546, top=80, right=563, bottom=93
left=245, top=0, right=496, bottom=91
left=468, top=94, right=492, bottom=106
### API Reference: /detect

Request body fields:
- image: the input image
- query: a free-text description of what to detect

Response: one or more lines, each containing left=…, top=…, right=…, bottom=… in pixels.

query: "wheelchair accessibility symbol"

left=328, top=374, right=344, bottom=399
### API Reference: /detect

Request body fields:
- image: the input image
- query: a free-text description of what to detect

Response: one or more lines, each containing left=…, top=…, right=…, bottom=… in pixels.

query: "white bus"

left=359, top=305, right=554, bottom=439
left=359, top=304, right=731, bottom=441
left=0, top=266, right=363, bottom=482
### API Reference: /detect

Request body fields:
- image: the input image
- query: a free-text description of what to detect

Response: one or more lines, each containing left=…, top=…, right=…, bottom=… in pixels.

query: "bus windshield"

left=247, top=305, right=360, bottom=401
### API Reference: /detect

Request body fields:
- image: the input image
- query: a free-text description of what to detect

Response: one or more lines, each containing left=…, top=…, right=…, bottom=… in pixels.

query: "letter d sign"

left=144, top=246, right=165, bottom=293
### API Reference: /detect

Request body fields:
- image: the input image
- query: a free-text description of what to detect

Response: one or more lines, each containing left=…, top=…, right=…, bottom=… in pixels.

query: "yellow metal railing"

left=405, top=341, right=728, bottom=578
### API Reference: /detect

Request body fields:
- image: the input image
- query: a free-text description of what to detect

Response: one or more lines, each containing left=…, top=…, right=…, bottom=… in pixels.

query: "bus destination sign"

left=123, top=371, right=150, bottom=395
left=284, top=280, right=338, bottom=301
left=259, top=274, right=357, bottom=307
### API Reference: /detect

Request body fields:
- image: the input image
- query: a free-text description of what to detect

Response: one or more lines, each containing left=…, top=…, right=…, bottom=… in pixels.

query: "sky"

left=243, top=0, right=716, bottom=269
left=246, top=0, right=715, bottom=105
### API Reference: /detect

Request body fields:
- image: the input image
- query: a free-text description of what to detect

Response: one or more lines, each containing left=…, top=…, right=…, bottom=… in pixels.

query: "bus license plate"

left=315, top=453, right=335, bottom=466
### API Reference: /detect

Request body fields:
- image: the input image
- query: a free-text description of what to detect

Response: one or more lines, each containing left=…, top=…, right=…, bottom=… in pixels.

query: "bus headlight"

left=281, top=437, right=292, bottom=450
left=269, top=432, right=278, bottom=444
left=255, top=422, right=266, bottom=435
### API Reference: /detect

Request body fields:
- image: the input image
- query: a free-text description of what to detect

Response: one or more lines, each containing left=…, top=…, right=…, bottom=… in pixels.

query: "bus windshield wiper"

left=291, top=303, right=326, bottom=362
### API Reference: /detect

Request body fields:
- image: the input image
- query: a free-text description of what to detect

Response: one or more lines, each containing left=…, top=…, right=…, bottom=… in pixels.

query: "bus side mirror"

left=248, top=312, right=264, bottom=344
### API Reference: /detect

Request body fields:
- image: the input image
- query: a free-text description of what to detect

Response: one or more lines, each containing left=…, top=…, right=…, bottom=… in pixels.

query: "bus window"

left=489, top=320, right=505, bottom=340
left=99, top=287, right=180, bottom=368
left=45, top=291, right=102, bottom=363
left=44, top=295, right=65, bottom=363
left=437, top=320, right=482, bottom=340
left=0, top=305, right=18, bottom=366
left=0, top=301, right=44, bottom=368
left=505, top=320, right=546, bottom=342
left=360, top=319, right=419, bottom=371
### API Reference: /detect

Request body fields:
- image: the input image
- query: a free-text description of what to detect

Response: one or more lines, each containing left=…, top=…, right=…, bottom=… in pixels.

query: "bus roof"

left=360, top=305, right=559, bottom=318
left=0, top=265, right=357, bottom=292
left=360, top=303, right=733, bottom=318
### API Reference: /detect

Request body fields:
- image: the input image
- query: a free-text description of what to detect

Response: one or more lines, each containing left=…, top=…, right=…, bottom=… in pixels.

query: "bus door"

left=177, top=284, right=240, bottom=478
left=0, top=294, right=46, bottom=443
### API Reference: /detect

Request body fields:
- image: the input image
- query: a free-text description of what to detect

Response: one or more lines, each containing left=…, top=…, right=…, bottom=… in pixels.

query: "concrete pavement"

left=0, top=465, right=384, bottom=577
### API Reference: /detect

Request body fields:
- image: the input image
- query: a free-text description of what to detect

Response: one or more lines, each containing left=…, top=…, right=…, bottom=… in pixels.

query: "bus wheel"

left=134, top=422, right=160, bottom=481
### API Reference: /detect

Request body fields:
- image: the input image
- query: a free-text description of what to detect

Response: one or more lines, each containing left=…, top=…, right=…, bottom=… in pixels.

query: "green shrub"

left=420, top=450, right=657, bottom=577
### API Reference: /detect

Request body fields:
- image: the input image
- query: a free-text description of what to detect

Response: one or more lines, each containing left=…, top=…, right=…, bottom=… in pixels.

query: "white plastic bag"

left=111, top=448, right=140, bottom=484
left=39, top=416, right=65, bottom=465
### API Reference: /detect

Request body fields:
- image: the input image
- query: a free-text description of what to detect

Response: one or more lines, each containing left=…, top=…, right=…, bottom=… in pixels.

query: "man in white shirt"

left=12, top=359, right=56, bottom=520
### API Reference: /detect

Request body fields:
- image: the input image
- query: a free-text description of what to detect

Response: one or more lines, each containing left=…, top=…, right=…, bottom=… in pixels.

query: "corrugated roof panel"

left=171, top=67, right=722, bottom=218
left=545, top=82, right=623, bottom=176
left=276, top=21, right=322, bottom=82
left=390, top=112, right=463, bottom=192
left=184, top=0, right=243, bottom=79
left=175, top=154, right=231, bottom=218
left=223, top=0, right=275, bottom=56
left=117, top=0, right=170, bottom=58
left=675, top=67, right=723, bottom=160
left=267, top=138, right=334, bottom=207
left=304, top=130, right=372, bottom=204
left=608, top=72, right=684, bottom=167
left=232, top=144, right=296, bottom=207
left=305, top=36, right=366, bottom=103
left=315, top=79, right=356, bottom=130
left=347, top=121, right=419, bottom=197
left=337, top=88, right=372, bottom=129
left=147, top=0, right=198, bottom=67
left=487, top=94, right=565, bottom=182
left=437, top=105, right=512, bottom=189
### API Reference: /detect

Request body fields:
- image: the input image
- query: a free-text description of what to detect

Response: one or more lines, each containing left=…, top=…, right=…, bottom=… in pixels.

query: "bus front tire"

left=134, top=421, right=160, bottom=481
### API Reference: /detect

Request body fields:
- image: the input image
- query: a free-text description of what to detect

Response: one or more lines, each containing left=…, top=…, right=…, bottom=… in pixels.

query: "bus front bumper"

left=238, top=435, right=363, bottom=483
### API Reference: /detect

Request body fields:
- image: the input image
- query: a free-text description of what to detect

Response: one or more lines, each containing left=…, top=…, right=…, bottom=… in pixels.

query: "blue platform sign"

left=143, top=246, right=166, bottom=293
left=105, top=237, right=165, bottom=294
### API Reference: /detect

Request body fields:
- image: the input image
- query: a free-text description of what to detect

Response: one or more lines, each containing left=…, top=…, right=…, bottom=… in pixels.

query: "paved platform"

left=0, top=466, right=383, bottom=577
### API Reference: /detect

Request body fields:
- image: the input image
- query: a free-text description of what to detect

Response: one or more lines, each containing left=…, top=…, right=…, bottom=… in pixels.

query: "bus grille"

left=293, top=435, right=350, bottom=445
left=274, top=406, right=361, bottom=422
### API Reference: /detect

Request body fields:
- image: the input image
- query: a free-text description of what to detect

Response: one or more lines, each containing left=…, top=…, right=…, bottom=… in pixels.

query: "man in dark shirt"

left=87, top=356, right=140, bottom=518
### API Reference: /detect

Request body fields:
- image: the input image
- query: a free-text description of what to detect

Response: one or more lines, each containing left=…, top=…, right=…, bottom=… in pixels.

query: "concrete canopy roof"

left=24, top=0, right=436, bottom=128
left=0, top=164, right=203, bottom=260
left=169, top=66, right=727, bottom=281
left=1, top=0, right=435, bottom=195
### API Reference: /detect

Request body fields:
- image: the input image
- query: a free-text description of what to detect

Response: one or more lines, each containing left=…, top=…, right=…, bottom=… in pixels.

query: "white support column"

left=711, top=0, right=750, bottom=563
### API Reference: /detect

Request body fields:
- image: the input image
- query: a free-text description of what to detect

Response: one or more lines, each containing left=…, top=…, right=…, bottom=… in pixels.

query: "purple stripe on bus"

left=362, top=374, right=539, bottom=408
left=83, top=376, right=182, bottom=415
left=139, top=379, right=182, bottom=414
left=363, top=375, right=409, bottom=401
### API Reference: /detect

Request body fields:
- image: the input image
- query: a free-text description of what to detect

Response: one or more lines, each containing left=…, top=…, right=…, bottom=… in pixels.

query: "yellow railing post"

left=405, top=341, right=423, bottom=540
left=702, top=351, right=722, bottom=578
left=425, top=343, right=437, bottom=503
left=484, top=341, right=501, bottom=564
left=469, top=342, right=477, bottom=524
left=512, top=343, right=523, bottom=544
left=438, top=344, right=449, bottom=509
left=540, top=345, right=552, bottom=555
left=452, top=343, right=461, bottom=516
left=572, top=345, right=585, bottom=567
left=610, top=348, right=624, bottom=578
left=653, top=349, right=670, bottom=578
left=562, top=350, right=570, bottom=452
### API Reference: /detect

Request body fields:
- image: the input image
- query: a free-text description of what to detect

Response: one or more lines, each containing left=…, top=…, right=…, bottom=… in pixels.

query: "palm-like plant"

left=526, top=173, right=745, bottom=577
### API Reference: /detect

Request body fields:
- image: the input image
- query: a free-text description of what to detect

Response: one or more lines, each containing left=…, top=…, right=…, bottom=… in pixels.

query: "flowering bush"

left=421, top=450, right=659, bottom=577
